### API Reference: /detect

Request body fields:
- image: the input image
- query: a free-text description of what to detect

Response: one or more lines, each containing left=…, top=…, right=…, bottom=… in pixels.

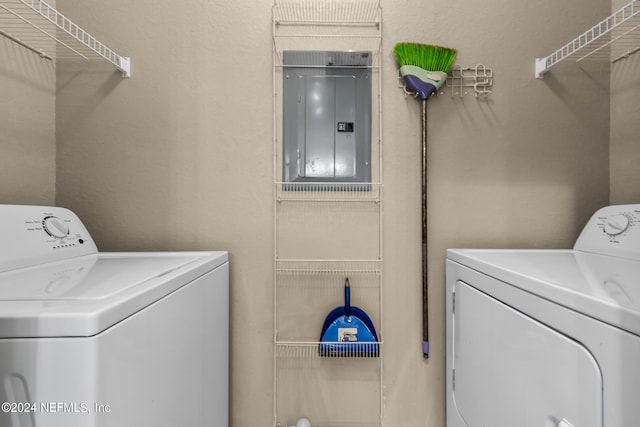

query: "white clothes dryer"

left=0, top=205, right=229, bottom=427
left=446, top=204, right=640, bottom=427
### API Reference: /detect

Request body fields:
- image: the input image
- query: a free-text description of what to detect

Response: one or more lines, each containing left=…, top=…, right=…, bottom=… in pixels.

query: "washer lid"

left=0, top=251, right=228, bottom=338
left=447, top=249, right=640, bottom=337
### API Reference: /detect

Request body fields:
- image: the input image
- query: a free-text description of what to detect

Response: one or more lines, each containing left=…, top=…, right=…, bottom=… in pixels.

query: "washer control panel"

left=0, top=205, right=98, bottom=273
left=574, top=204, right=640, bottom=261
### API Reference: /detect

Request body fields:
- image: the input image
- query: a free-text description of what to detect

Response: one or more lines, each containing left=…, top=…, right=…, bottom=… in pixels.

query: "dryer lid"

left=0, top=251, right=228, bottom=338
left=447, top=249, right=640, bottom=337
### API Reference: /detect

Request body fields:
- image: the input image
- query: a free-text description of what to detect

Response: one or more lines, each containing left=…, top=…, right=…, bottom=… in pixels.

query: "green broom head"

left=393, top=42, right=457, bottom=100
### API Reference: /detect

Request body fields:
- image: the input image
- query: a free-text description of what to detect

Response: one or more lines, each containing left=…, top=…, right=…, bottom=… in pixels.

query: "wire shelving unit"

left=272, top=1, right=383, bottom=426
left=536, top=0, right=640, bottom=78
left=0, top=0, right=130, bottom=77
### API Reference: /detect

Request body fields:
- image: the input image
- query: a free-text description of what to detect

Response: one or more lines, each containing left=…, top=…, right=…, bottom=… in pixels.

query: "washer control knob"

left=43, top=216, right=69, bottom=239
left=603, top=214, right=630, bottom=236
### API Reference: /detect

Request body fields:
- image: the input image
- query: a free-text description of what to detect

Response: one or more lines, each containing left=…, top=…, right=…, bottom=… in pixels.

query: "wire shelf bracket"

left=535, top=0, right=640, bottom=79
left=0, top=0, right=131, bottom=77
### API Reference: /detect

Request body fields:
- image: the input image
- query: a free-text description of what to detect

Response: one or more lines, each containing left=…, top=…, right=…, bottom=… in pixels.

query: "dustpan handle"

left=344, top=278, right=351, bottom=317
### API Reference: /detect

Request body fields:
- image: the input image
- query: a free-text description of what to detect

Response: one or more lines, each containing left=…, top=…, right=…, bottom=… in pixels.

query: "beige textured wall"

left=610, top=0, right=640, bottom=204
left=0, top=31, right=56, bottom=205
left=53, top=1, right=609, bottom=427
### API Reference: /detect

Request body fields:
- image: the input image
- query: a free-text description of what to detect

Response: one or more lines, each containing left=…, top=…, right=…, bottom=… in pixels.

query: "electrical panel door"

left=282, top=51, right=372, bottom=186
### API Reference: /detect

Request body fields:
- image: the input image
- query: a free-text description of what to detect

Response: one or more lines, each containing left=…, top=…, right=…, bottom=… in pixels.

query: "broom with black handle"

left=393, top=42, right=457, bottom=359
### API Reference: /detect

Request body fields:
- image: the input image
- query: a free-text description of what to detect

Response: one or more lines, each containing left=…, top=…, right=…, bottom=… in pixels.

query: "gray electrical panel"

left=282, top=51, right=372, bottom=187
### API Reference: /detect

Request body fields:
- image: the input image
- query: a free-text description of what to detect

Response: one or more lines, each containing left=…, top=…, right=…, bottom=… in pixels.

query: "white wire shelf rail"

left=273, top=0, right=381, bottom=24
left=275, top=341, right=383, bottom=358
left=0, top=0, right=130, bottom=77
left=275, top=182, right=382, bottom=203
left=276, top=258, right=382, bottom=275
left=536, top=0, right=640, bottom=78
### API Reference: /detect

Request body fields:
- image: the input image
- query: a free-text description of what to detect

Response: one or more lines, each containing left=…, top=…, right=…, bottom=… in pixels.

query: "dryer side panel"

left=452, top=280, right=603, bottom=427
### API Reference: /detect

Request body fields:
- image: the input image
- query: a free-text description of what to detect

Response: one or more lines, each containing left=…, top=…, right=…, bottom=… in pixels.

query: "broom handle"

left=345, top=278, right=351, bottom=317
left=422, top=99, right=429, bottom=359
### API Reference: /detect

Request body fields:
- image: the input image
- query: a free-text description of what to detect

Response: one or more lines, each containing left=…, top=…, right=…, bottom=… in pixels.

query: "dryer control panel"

left=0, top=205, right=98, bottom=273
left=574, top=204, right=640, bottom=261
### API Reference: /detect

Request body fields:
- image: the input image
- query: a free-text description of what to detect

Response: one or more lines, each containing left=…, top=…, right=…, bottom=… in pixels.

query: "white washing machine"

left=446, top=204, right=640, bottom=427
left=0, top=205, right=229, bottom=427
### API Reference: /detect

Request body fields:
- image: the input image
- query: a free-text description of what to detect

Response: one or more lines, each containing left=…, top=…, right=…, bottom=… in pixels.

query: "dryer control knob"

left=603, top=214, right=629, bottom=236
left=43, top=216, right=70, bottom=239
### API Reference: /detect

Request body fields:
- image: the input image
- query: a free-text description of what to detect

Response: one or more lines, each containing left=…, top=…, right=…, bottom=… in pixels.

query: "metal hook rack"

left=396, top=74, right=419, bottom=98
left=397, top=64, right=493, bottom=99
left=445, top=64, right=493, bottom=98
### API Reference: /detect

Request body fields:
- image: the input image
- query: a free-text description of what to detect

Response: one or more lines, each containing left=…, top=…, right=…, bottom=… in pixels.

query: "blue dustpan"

left=319, top=278, right=379, bottom=357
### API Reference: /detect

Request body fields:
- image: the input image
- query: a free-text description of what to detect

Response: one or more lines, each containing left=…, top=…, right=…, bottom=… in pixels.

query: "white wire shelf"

left=275, top=182, right=382, bottom=202
left=272, top=0, right=382, bottom=68
left=276, top=259, right=382, bottom=275
left=536, top=0, right=640, bottom=78
left=275, top=340, right=383, bottom=358
left=274, top=259, right=382, bottom=342
left=273, top=0, right=381, bottom=26
left=0, top=0, right=130, bottom=77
